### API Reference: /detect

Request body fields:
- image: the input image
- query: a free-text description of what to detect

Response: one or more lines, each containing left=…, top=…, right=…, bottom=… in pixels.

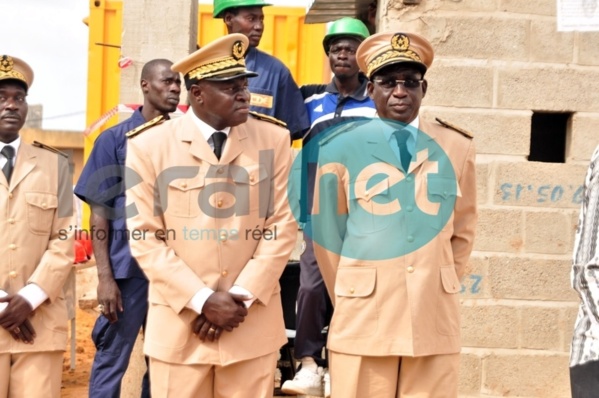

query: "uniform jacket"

left=74, top=108, right=146, bottom=279
left=125, top=111, right=297, bottom=365
left=0, top=142, right=75, bottom=353
left=245, top=47, right=310, bottom=138
left=312, top=118, right=477, bottom=357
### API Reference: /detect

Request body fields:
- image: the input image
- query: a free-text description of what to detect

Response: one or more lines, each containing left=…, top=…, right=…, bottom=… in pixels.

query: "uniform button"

left=9, top=271, right=17, bottom=278
left=8, top=193, right=13, bottom=199
left=9, top=244, right=16, bottom=250
left=220, top=232, right=227, bottom=242
left=41, top=203, right=47, bottom=209
left=443, top=191, right=448, bottom=197
left=406, top=205, right=414, bottom=212
left=365, top=190, right=370, bottom=196
left=221, top=271, right=228, bottom=277
left=407, top=176, right=413, bottom=182
left=8, top=218, right=15, bottom=224
left=407, top=266, right=415, bottom=273
left=217, top=200, right=223, bottom=208
left=217, top=168, right=224, bottom=174
left=407, top=235, right=414, bottom=243
left=349, top=287, right=355, bottom=294
left=181, top=182, right=187, bottom=189
left=249, top=175, right=255, bottom=182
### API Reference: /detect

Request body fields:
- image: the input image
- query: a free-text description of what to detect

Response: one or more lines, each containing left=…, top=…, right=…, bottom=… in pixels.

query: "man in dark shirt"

left=74, top=59, right=181, bottom=398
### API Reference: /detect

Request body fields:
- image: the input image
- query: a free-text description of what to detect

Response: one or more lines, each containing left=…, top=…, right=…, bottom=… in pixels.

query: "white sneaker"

left=323, top=368, right=331, bottom=398
left=281, top=366, right=325, bottom=396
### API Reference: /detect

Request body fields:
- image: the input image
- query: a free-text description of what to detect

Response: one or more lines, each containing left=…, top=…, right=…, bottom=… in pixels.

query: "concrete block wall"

left=381, top=0, right=599, bottom=396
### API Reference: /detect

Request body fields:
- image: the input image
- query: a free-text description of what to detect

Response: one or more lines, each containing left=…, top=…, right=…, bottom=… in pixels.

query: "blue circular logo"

left=288, top=118, right=457, bottom=261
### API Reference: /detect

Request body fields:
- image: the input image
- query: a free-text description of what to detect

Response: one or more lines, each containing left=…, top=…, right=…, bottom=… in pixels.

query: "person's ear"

left=224, top=12, right=234, bottom=30
left=140, top=79, right=149, bottom=94
left=190, top=84, right=203, bottom=104
left=366, top=80, right=374, bottom=99
left=421, top=79, right=427, bottom=98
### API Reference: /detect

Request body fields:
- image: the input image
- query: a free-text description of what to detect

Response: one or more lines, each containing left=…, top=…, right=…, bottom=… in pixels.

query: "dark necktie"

left=393, top=130, right=411, bottom=172
left=1, top=145, right=15, bottom=183
left=212, top=131, right=227, bottom=160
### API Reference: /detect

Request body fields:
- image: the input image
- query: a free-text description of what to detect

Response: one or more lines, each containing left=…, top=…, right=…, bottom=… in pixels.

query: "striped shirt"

left=571, top=145, right=599, bottom=367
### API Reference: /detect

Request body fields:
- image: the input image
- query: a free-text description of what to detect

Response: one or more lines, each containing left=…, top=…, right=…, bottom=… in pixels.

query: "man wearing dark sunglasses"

left=311, top=31, right=478, bottom=397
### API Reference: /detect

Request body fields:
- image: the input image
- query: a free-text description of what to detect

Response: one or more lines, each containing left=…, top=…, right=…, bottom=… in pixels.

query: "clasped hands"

left=0, top=294, right=36, bottom=344
left=191, top=292, right=249, bottom=342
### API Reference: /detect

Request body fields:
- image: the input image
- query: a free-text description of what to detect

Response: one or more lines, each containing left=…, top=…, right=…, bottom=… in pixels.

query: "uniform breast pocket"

left=230, top=164, right=269, bottom=216
left=25, top=192, right=58, bottom=235
left=165, top=175, right=205, bottom=218
left=426, top=176, right=459, bottom=231
left=349, top=178, right=395, bottom=233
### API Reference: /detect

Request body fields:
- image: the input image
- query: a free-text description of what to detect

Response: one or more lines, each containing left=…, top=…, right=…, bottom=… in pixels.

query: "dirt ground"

left=61, top=307, right=96, bottom=397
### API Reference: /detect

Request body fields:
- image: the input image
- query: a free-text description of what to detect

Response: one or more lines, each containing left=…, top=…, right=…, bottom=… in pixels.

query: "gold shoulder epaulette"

left=249, top=111, right=287, bottom=128
left=32, top=141, right=68, bottom=158
left=126, top=115, right=166, bottom=138
left=435, top=117, right=473, bottom=139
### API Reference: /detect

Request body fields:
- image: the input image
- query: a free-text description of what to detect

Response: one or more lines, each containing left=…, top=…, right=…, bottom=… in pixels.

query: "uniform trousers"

left=149, top=351, right=278, bottom=398
left=295, top=233, right=333, bottom=367
left=570, top=360, right=599, bottom=398
left=329, top=351, right=459, bottom=398
left=89, top=277, right=149, bottom=398
left=0, top=351, right=63, bottom=398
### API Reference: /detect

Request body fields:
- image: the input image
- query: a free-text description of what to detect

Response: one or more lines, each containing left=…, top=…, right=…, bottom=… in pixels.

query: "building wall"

left=379, top=0, right=599, bottom=396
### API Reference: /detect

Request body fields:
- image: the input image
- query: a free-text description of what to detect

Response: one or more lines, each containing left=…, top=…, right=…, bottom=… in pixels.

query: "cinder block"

left=524, top=211, right=572, bottom=254
left=493, top=161, right=587, bottom=209
left=421, top=108, right=531, bottom=156
left=461, top=255, right=489, bottom=299
left=499, top=0, right=556, bottom=16
left=530, top=19, right=574, bottom=63
left=423, top=61, right=494, bottom=108
left=497, top=66, right=599, bottom=112
left=461, top=304, right=519, bottom=348
left=459, top=352, right=483, bottom=395
left=475, top=163, right=490, bottom=205
left=488, top=256, right=576, bottom=301
left=474, top=208, right=523, bottom=253
left=483, top=353, right=570, bottom=397
left=422, top=16, right=528, bottom=61
left=520, top=307, right=562, bottom=351
left=437, top=0, right=496, bottom=11
left=578, top=32, right=599, bottom=66
left=569, top=113, right=599, bottom=162
left=562, top=306, right=579, bottom=353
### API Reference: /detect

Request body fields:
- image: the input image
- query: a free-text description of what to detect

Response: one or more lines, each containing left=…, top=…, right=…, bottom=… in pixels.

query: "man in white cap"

left=125, top=34, right=297, bottom=397
left=0, top=55, right=74, bottom=397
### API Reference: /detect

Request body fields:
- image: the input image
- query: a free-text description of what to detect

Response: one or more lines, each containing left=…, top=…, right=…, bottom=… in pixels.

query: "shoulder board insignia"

left=32, top=141, right=68, bottom=158
left=249, top=111, right=287, bottom=128
left=435, top=117, right=474, bottom=139
left=126, top=115, right=166, bottom=139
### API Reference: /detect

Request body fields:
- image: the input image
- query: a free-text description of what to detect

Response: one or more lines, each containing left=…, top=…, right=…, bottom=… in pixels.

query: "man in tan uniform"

left=0, top=55, right=74, bottom=397
left=312, top=32, right=477, bottom=397
left=125, top=34, right=297, bottom=397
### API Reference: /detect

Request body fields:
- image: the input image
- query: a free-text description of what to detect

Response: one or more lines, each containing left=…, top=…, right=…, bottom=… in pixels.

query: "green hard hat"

left=213, top=0, right=272, bottom=18
left=323, top=17, right=370, bottom=54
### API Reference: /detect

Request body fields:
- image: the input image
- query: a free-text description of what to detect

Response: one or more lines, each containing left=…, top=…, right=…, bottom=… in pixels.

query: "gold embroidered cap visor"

left=171, top=33, right=258, bottom=83
left=356, top=32, right=434, bottom=79
left=0, top=55, right=34, bottom=90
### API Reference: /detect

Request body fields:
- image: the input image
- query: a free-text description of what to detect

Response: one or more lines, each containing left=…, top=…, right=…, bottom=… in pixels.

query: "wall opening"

left=529, top=112, right=571, bottom=163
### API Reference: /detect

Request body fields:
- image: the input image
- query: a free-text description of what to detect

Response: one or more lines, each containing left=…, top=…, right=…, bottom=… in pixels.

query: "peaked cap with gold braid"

left=0, top=55, right=34, bottom=90
left=356, top=32, right=434, bottom=79
left=171, top=33, right=258, bottom=83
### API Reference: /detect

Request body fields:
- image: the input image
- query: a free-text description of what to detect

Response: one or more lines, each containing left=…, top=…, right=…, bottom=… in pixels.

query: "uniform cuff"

left=229, top=285, right=256, bottom=308
left=18, top=284, right=48, bottom=311
left=187, top=287, right=215, bottom=314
